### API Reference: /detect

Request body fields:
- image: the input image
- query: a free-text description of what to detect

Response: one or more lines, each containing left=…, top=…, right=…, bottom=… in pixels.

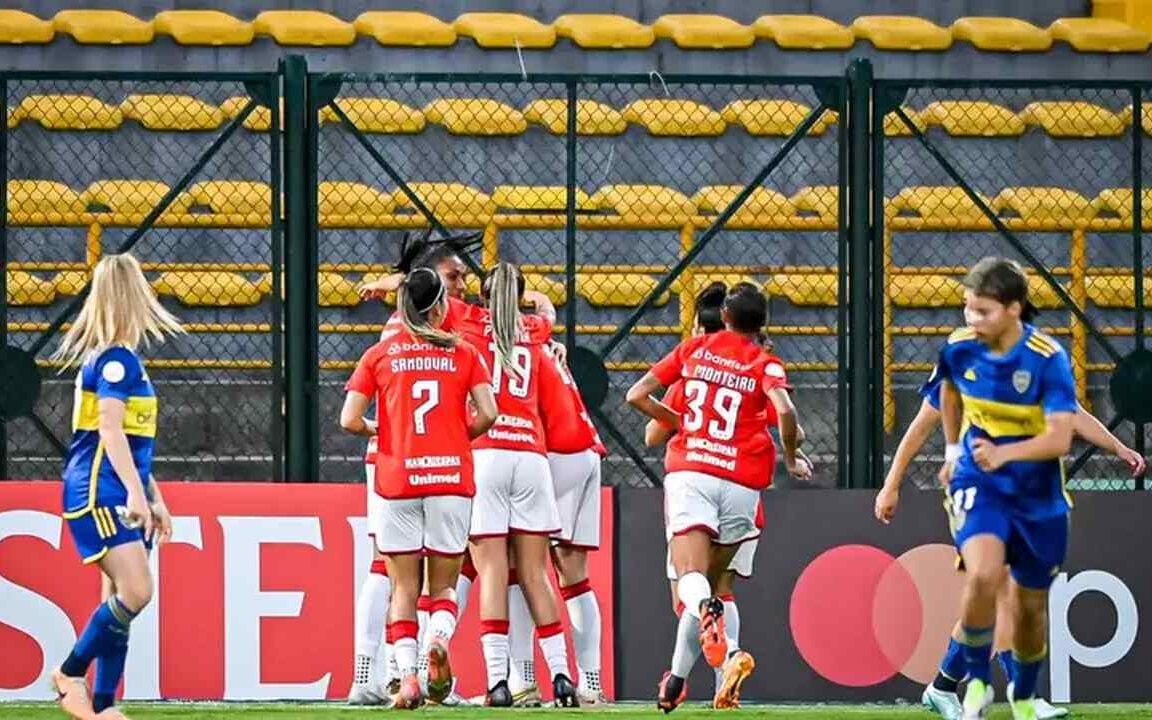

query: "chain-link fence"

left=1, top=73, right=283, bottom=481
left=876, top=80, right=1151, bottom=491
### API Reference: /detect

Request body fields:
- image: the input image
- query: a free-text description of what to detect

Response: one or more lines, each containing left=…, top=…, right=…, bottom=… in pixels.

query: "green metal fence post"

left=1133, top=87, right=1146, bottom=489
left=847, top=59, right=874, bottom=490
left=565, top=80, right=578, bottom=352
left=1, top=77, right=7, bottom=480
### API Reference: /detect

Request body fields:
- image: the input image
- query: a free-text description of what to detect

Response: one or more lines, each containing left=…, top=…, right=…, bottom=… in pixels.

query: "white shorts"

left=664, top=470, right=760, bottom=547
left=366, top=462, right=384, bottom=538
left=664, top=536, right=758, bottom=580
left=470, top=448, right=561, bottom=538
left=372, top=495, right=472, bottom=556
left=548, top=449, right=602, bottom=549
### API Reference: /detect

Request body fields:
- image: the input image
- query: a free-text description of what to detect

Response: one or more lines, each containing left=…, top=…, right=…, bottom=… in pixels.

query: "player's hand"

left=150, top=500, right=173, bottom=545
left=1117, top=445, right=1147, bottom=478
left=874, top=485, right=899, bottom=524
left=938, top=460, right=955, bottom=487
left=549, top=340, right=568, bottom=366
left=786, top=456, right=812, bottom=482
left=971, top=437, right=1006, bottom=471
left=125, top=490, right=154, bottom=541
left=357, top=272, right=404, bottom=300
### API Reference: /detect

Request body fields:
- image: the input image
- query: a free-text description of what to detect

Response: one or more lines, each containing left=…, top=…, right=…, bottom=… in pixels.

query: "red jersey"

left=651, top=330, right=790, bottom=490
left=538, top=346, right=604, bottom=455
left=346, top=327, right=490, bottom=499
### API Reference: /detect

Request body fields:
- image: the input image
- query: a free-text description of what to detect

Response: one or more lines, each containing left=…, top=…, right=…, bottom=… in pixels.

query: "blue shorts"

left=66, top=505, right=150, bottom=565
left=948, top=485, right=1069, bottom=590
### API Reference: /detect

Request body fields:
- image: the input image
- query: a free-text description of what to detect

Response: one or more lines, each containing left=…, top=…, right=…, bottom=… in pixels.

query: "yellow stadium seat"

left=852, top=16, right=952, bottom=50
left=622, top=99, right=726, bottom=137
left=720, top=99, right=835, bottom=136
left=951, top=17, right=1052, bottom=52
left=7, top=271, right=56, bottom=306
left=7, top=180, right=86, bottom=218
left=692, top=186, right=796, bottom=225
left=588, top=185, right=695, bottom=225
left=220, top=96, right=279, bottom=131
left=178, top=181, right=271, bottom=217
left=10, top=94, right=122, bottom=130
left=492, top=185, right=592, bottom=211
left=790, top=185, right=840, bottom=220
left=120, top=94, right=225, bottom=131
left=319, top=272, right=361, bottom=307
left=319, top=181, right=398, bottom=221
left=54, top=270, right=90, bottom=296
left=752, top=15, right=854, bottom=50
left=1087, top=274, right=1152, bottom=308
left=1091, top=188, right=1152, bottom=221
left=919, top=100, right=1026, bottom=137
left=553, top=14, right=654, bottom=49
left=53, top=10, right=154, bottom=45
left=1026, top=275, right=1066, bottom=309
left=1019, top=101, right=1126, bottom=137
left=454, top=13, right=556, bottom=48
left=888, top=186, right=991, bottom=222
left=320, top=98, right=425, bottom=134
left=992, top=187, right=1096, bottom=221
left=577, top=273, right=670, bottom=307
left=80, top=180, right=171, bottom=215
left=253, top=10, right=356, bottom=46
left=652, top=14, right=755, bottom=49
left=526, top=274, right=568, bottom=306
left=521, top=98, right=627, bottom=135
left=889, top=275, right=963, bottom=307
left=1050, top=18, right=1151, bottom=53
left=1119, top=102, right=1152, bottom=134
left=423, top=98, right=526, bottom=136
left=153, top=271, right=263, bottom=307
left=765, top=274, right=838, bottom=306
left=679, top=273, right=755, bottom=297
left=884, top=108, right=926, bottom=136
left=153, top=10, right=254, bottom=46
left=0, top=10, right=55, bottom=44
left=354, top=11, right=456, bottom=46
left=393, top=182, right=495, bottom=226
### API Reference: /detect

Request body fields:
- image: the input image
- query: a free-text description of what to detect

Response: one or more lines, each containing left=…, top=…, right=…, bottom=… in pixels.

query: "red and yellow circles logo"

left=789, top=544, right=965, bottom=687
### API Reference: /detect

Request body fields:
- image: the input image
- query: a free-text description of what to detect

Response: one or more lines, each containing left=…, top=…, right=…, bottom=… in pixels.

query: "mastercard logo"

left=789, top=543, right=965, bottom=687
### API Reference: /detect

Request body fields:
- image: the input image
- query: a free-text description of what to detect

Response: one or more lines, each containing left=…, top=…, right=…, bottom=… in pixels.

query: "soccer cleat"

left=393, top=673, right=424, bottom=710
left=347, top=682, right=387, bottom=705
left=511, top=684, right=542, bottom=707
left=485, top=679, right=514, bottom=707
left=578, top=688, right=610, bottom=706
left=1010, top=698, right=1038, bottom=720
left=51, top=667, right=96, bottom=720
left=1034, top=698, right=1070, bottom=719
left=657, top=671, right=687, bottom=714
left=713, top=650, right=755, bottom=709
left=698, top=597, right=729, bottom=668
left=425, top=640, right=453, bottom=704
left=921, top=684, right=963, bottom=720
left=552, top=673, right=580, bottom=708
left=962, top=678, right=995, bottom=720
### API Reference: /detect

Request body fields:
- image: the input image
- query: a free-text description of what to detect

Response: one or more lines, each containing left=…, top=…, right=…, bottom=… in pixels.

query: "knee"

left=966, top=565, right=1005, bottom=598
left=119, top=574, right=153, bottom=614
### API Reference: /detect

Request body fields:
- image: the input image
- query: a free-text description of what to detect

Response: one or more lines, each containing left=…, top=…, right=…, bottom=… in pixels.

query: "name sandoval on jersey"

left=390, top=356, right=458, bottom=373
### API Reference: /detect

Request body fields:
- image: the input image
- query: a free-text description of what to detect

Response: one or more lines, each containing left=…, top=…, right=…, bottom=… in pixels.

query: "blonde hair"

left=488, top=262, right=524, bottom=379
left=52, top=253, right=184, bottom=369
left=398, top=267, right=456, bottom=348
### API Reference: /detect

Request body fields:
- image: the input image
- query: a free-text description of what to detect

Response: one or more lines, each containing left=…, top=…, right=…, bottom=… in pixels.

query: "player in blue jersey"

left=932, top=257, right=1079, bottom=720
left=50, top=253, right=183, bottom=720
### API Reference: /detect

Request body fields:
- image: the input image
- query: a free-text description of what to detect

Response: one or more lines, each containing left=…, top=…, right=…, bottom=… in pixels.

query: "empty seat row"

left=1, top=9, right=1147, bottom=53
left=11, top=93, right=1152, bottom=139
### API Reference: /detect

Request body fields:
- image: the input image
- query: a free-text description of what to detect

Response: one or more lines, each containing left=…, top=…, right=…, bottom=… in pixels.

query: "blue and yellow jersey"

left=61, top=346, right=157, bottom=519
left=935, top=324, right=1077, bottom=519
left=920, top=365, right=944, bottom=411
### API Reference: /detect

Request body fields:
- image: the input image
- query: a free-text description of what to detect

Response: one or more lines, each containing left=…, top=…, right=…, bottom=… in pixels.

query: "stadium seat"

left=765, top=273, right=838, bottom=306
left=919, top=100, right=1026, bottom=137
left=521, top=99, right=627, bottom=135
left=951, top=17, right=1052, bottom=52
left=1087, top=274, right=1152, bottom=307
left=888, top=186, right=991, bottom=222
left=1049, top=18, right=1151, bottom=53
left=752, top=15, right=855, bottom=50
left=692, top=185, right=796, bottom=225
left=492, top=185, right=592, bottom=211
left=588, top=184, right=695, bottom=225
left=1118, top=102, right=1152, bottom=135
left=6, top=271, right=56, bottom=306
left=851, top=16, right=952, bottom=51
left=319, top=181, right=397, bottom=222
left=454, top=13, right=556, bottom=48
left=720, top=99, right=834, bottom=136
left=177, top=180, right=271, bottom=218
left=1026, top=275, right=1066, bottom=309
left=153, top=271, right=263, bottom=307
left=622, top=99, right=726, bottom=137
left=220, top=96, right=278, bottom=132
left=318, top=272, right=361, bottom=307
left=353, top=11, right=456, bottom=47
left=577, top=273, right=669, bottom=307
left=54, top=270, right=90, bottom=296
left=1019, top=101, right=1126, bottom=137
left=884, top=108, right=926, bottom=136
left=679, top=272, right=755, bottom=296
left=252, top=10, right=356, bottom=46
left=0, top=10, right=55, bottom=44
left=153, top=10, right=254, bottom=46
left=652, top=14, right=755, bottom=49
left=7, top=180, right=86, bottom=219
left=553, top=14, right=654, bottom=49
left=423, top=98, right=526, bottom=136
left=53, top=10, right=154, bottom=45
left=791, top=185, right=840, bottom=220
left=393, top=182, right=495, bottom=226
left=81, top=180, right=171, bottom=215
left=120, top=94, right=226, bottom=131
left=320, top=98, right=425, bottom=134
left=1091, top=188, right=1152, bottom=222
left=9, top=94, right=122, bottom=130
left=991, top=187, right=1096, bottom=221
left=888, top=274, right=963, bottom=307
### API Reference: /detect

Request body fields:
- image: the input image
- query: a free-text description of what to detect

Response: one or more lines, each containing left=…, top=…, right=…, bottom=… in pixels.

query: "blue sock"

left=93, top=623, right=130, bottom=713
left=997, top=651, right=1016, bottom=685
left=60, top=597, right=137, bottom=679
left=959, top=625, right=995, bottom=684
left=1012, top=650, right=1045, bottom=701
left=933, top=638, right=966, bottom=691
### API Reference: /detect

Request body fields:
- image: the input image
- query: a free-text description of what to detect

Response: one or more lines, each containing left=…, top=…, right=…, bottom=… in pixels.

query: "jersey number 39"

left=681, top=379, right=741, bottom=441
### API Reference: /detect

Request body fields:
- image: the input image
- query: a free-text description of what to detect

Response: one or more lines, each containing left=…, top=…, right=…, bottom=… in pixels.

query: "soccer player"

left=933, top=258, right=1079, bottom=720
left=341, top=267, right=498, bottom=710
left=627, top=283, right=811, bottom=713
left=51, top=253, right=183, bottom=720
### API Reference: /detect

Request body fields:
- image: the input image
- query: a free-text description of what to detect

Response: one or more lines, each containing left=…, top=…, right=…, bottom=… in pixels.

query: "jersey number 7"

left=412, top=380, right=439, bottom=435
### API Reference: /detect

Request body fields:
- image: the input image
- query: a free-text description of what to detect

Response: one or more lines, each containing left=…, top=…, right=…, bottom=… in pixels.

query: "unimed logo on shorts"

left=787, top=543, right=1138, bottom=700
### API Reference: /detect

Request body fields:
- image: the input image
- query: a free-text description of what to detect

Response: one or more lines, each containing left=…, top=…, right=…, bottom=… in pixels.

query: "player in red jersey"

left=341, top=268, right=498, bottom=709
left=627, top=283, right=811, bottom=713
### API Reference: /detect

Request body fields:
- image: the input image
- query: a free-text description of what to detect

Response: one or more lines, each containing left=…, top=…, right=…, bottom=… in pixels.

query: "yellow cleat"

left=713, top=651, right=756, bottom=709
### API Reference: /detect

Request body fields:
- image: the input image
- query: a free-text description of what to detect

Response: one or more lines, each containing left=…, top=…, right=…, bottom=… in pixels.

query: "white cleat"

left=962, top=679, right=995, bottom=720
left=1034, top=698, right=1069, bottom=719
left=578, top=688, right=610, bottom=706
left=347, top=683, right=387, bottom=706
left=921, top=685, right=963, bottom=720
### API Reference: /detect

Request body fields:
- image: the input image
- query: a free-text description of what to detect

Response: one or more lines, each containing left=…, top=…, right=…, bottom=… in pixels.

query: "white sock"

left=538, top=629, right=571, bottom=680
left=426, top=609, right=458, bottom=648
left=677, top=572, right=711, bottom=619
left=354, top=653, right=373, bottom=687
left=375, top=642, right=392, bottom=684
left=456, top=575, right=473, bottom=618
left=671, top=611, right=701, bottom=678
left=723, top=598, right=741, bottom=652
left=481, top=632, right=510, bottom=689
left=388, top=647, right=399, bottom=683
left=565, top=587, right=602, bottom=681
left=354, top=573, right=390, bottom=658
left=508, top=584, right=535, bottom=691
left=417, top=608, right=430, bottom=648
left=394, top=636, right=418, bottom=677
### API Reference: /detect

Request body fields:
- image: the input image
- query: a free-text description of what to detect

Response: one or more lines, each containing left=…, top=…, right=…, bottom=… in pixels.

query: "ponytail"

left=398, top=268, right=456, bottom=348
left=488, top=262, right=525, bottom=379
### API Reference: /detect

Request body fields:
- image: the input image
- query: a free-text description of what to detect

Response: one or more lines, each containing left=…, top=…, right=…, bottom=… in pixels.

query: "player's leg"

left=349, top=546, right=391, bottom=704
left=468, top=448, right=514, bottom=706
left=421, top=495, right=470, bottom=704
left=457, top=551, right=477, bottom=618
left=384, top=550, right=424, bottom=710
left=507, top=563, right=540, bottom=706
left=712, top=571, right=739, bottom=697
left=922, top=621, right=967, bottom=720
left=710, top=485, right=757, bottom=710
left=993, top=566, right=1017, bottom=687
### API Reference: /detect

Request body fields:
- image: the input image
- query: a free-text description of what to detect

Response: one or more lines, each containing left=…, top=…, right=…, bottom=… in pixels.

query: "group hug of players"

left=47, top=239, right=1146, bottom=718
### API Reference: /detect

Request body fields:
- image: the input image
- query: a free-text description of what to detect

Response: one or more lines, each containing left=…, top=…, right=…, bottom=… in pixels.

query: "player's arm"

left=340, top=391, right=378, bottom=437
left=358, top=272, right=404, bottom=300
left=767, top=387, right=810, bottom=480
left=523, top=290, right=557, bottom=325
left=1073, top=404, right=1148, bottom=477
left=626, top=372, right=679, bottom=428
left=98, top=398, right=153, bottom=537
left=644, top=418, right=675, bottom=447
left=144, top=477, right=173, bottom=544
left=467, top=383, right=499, bottom=439
left=876, top=399, right=941, bottom=523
